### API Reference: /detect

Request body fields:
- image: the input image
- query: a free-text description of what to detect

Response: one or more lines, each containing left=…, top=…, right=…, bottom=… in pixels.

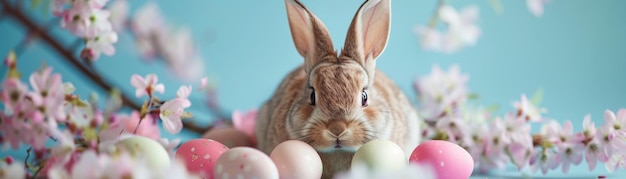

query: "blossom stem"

left=0, top=0, right=209, bottom=134
left=134, top=96, right=153, bottom=134
left=23, top=147, right=31, bottom=170
left=427, top=0, right=447, bottom=27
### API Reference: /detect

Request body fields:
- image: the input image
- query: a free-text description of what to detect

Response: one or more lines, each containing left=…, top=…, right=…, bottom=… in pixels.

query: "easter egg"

left=351, top=139, right=407, bottom=172
left=270, top=140, right=323, bottom=179
left=214, top=147, right=279, bottom=179
left=409, top=140, right=474, bottom=179
left=115, top=136, right=170, bottom=169
left=203, top=127, right=253, bottom=148
left=175, top=139, right=229, bottom=178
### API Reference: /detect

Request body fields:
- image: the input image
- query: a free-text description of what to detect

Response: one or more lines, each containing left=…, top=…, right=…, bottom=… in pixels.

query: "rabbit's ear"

left=342, top=0, right=391, bottom=68
left=285, top=0, right=334, bottom=72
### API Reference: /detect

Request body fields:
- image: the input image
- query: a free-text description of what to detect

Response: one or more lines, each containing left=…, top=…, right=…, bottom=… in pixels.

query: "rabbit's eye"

left=361, top=90, right=368, bottom=107
left=310, top=88, right=316, bottom=105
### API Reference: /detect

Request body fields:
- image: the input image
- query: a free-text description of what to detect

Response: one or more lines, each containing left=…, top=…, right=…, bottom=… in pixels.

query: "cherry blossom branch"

left=0, top=0, right=208, bottom=134
left=23, top=147, right=31, bottom=170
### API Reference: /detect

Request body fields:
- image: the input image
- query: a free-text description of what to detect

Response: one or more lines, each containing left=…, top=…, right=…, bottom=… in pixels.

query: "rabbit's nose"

left=327, top=120, right=347, bottom=137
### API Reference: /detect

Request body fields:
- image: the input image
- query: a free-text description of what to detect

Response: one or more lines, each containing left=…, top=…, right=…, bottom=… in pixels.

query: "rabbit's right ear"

left=285, top=0, right=334, bottom=73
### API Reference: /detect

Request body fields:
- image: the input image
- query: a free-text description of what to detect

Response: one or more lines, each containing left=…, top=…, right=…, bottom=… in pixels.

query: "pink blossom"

left=1, top=79, right=28, bottom=114
left=413, top=26, right=443, bottom=51
left=439, top=5, right=481, bottom=47
left=0, top=157, right=26, bottom=179
left=28, top=68, right=66, bottom=123
left=554, top=120, right=585, bottom=173
left=336, top=163, right=436, bottom=179
left=199, top=77, right=208, bottom=90
left=157, top=138, right=181, bottom=159
left=121, top=111, right=161, bottom=140
left=485, top=117, right=510, bottom=154
left=130, top=74, right=165, bottom=98
left=513, top=94, right=547, bottom=122
left=159, top=86, right=191, bottom=134
left=70, top=150, right=102, bottom=178
left=461, top=113, right=490, bottom=158
left=176, top=85, right=192, bottom=99
left=159, top=98, right=189, bottom=134
left=415, top=5, right=481, bottom=53
left=582, top=114, right=596, bottom=139
left=51, top=0, right=70, bottom=16
left=108, top=0, right=129, bottom=32
left=596, top=124, right=620, bottom=158
left=85, top=31, right=118, bottom=61
left=508, top=142, right=533, bottom=169
left=435, top=115, right=468, bottom=143
left=72, top=0, right=109, bottom=9
left=130, top=2, right=165, bottom=60
left=24, top=120, right=56, bottom=150
left=131, top=2, right=164, bottom=38
left=415, top=64, right=468, bottom=121
left=605, top=150, right=626, bottom=173
left=527, top=0, right=549, bottom=17
left=605, top=109, right=626, bottom=142
left=60, top=6, right=112, bottom=38
left=232, top=109, right=258, bottom=144
left=0, top=114, right=27, bottom=149
left=530, top=148, right=561, bottom=174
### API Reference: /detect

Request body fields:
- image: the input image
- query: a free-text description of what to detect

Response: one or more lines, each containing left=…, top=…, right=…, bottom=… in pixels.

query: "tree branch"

left=1, top=0, right=209, bottom=134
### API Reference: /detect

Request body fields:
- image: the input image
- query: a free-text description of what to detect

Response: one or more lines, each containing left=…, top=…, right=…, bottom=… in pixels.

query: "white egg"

left=351, top=139, right=407, bottom=172
left=115, top=136, right=171, bottom=169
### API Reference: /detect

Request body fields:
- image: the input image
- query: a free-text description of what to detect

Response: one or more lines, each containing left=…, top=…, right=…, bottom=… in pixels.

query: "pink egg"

left=409, top=140, right=474, bottom=179
left=214, top=147, right=279, bottom=179
left=175, top=139, right=229, bottom=178
left=270, top=140, right=323, bottom=179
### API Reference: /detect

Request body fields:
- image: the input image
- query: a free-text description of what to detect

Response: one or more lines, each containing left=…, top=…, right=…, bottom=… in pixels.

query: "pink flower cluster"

left=53, top=0, right=119, bottom=61
left=414, top=5, right=481, bottom=53
left=129, top=2, right=205, bottom=81
left=415, top=1, right=550, bottom=53
left=0, top=53, right=201, bottom=178
left=415, top=64, right=626, bottom=174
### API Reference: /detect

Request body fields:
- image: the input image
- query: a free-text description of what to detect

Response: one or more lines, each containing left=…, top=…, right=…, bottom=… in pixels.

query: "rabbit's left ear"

left=342, top=0, right=391, bottom=66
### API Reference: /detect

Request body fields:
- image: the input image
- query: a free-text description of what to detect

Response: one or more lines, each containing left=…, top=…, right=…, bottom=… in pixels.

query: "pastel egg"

left=214, top=147, right=279, bottom=179
left=115, top=136, right=170, bottom=169
left=270, top=140, right=323, bottom=179
left=351, top=139, right=407, bottom=172
left=175, top=139, right=229, bottom=178
left=203, top=127, right=253, bottom=148
left=409, top=140, right=474, bottom=179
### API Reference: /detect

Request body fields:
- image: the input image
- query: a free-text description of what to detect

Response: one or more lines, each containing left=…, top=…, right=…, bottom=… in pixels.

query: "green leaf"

left=486, top=105, right=500, bottom=113
left=467, top=93, right=480, bottom=100
left=489, top=0, right=505, bottom=15
left=530, top=88, right=544, bottom=106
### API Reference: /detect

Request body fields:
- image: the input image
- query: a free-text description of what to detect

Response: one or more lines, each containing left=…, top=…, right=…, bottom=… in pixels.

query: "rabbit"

left=255, top=0, right=421, bottom=178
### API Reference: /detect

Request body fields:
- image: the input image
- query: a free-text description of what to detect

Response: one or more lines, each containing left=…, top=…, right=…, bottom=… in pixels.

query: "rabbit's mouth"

left=316, top=139, right=360, bottom=153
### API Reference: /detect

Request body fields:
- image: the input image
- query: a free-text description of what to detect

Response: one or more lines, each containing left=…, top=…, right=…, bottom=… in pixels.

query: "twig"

left=0, top=10, right=6, bottom=23
left=0, top=0, right=209, bottom=134
left=13, top=18, right=59, bottom=57
left=24, top=147, right=31, bottom=169
left=427, top=0, right=447, bottom=27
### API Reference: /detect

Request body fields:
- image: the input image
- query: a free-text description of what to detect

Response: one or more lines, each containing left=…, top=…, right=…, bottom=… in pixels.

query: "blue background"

left=1, top=0, right=625, bottom=178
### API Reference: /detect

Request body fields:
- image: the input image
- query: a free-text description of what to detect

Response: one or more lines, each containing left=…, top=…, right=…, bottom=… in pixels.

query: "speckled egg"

left=175, top=139, right=229, bottom=178
left=409, top=140, right=474, bottom=179
left=214, top=147, right=279, bottom=179
left=115, top=136, right=170, bottom=169
left=351, top=139, right=407, bottom=172
left=270, top=140, right=322, bottom=179
left=203, top=127, right=253, bottom=148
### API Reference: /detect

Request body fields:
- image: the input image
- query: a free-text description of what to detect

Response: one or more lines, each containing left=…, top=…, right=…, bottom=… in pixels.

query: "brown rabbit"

left=255, top=0, right=421, bottom=178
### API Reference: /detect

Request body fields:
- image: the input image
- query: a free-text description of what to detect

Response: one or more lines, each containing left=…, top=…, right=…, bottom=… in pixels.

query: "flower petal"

left=130, top=74, right=146, bottom=89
